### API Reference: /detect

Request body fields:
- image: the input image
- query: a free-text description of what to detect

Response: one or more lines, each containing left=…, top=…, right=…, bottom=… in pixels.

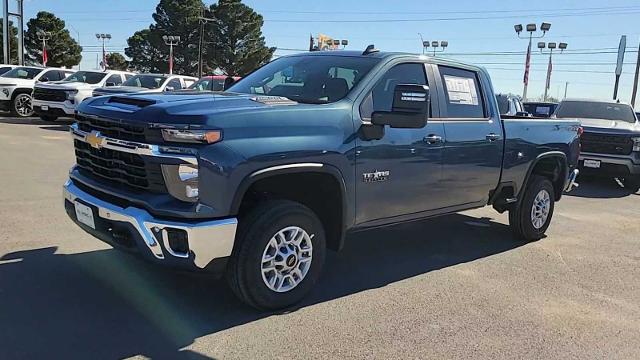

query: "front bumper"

left=579, top=153, right=640, bottom=176
left=63, top=179, right=238, bottom=271
left=0, top=99, right=11, bottom=111
left=32, top=99, right=76, bottom=117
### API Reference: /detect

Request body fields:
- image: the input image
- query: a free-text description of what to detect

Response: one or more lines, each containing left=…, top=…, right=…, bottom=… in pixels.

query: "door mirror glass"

left=371, top=84, right=429, bottom=128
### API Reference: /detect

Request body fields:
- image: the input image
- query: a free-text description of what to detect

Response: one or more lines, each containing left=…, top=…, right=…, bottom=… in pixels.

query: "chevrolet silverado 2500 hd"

left=63, top=50, right=580, bottom=310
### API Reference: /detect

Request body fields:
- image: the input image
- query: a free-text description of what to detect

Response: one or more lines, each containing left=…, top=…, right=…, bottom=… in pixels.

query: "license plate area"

left=74, top=201, right=96, bottom=229
left=41, top=105, right=49, bottom=111
left=583, top=159, right=601, bottom=169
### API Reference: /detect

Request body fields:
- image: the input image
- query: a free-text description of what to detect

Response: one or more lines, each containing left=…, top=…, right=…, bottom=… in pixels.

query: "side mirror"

left=164, top=86, right=175, bottom=92
left=223, top=76, right=236, bottom=90
left=371, top=84, right=429, bottom=128
left=39, top=77, right=49, bottom=82
left=105, top=82, right=116, bottom=87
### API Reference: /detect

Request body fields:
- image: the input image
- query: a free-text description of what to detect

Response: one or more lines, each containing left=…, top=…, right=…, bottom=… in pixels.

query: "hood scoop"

left=108, top=96, right=156, bottom=108
left=250, top=96, right=297, bottom=106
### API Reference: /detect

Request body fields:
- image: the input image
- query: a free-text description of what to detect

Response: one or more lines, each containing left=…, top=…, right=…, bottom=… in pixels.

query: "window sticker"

left=443, top=75, right=479, bottom=106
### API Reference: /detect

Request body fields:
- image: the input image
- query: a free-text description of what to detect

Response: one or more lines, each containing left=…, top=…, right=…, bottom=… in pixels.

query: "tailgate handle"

left=486, top=133, right=501, bottom=142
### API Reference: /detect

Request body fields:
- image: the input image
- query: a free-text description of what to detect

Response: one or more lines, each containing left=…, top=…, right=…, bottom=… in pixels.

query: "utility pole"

left=514, top=22, right=551, bottom=101
left=162, top=35, right=180, bottom=74
left=631, top=40, right=640, bottom=108
left=564, top=82, right=569, bottom=99
left=37, top=30, right=51, bottom=66
left=96, top=33, right=111, bottom=70
left=198, top=8, right=215, bottom=78
left=3, top=0, right=25, bottom=65
left=613, top=35, right=626, bottom=101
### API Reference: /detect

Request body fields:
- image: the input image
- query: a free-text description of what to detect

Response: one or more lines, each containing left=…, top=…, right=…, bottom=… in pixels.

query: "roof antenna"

left=362, top=44, right=379, bottom=55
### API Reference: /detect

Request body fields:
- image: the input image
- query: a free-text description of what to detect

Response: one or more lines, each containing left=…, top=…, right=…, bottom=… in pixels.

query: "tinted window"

left=374, top=63, right=427, bottom=112
left=496, top=95, right=509, bottom=115
left=124, top=74, right=167, bottom=89
left=229, top=55, right=380, bottom=104
left=106, top=74, right=123, bottom=86
left=556, top=101, right=637, bottom=123
left=439, top=66, right=485, bottom=118
left=3, top=67, right=42, bottom=79
left=166, top=78, right=182, bottom=90
left=64, top=71, right=107, bottom=84
left=0, top=66, right=13, bottom=75
left=40, top=70, right=62, bottom=81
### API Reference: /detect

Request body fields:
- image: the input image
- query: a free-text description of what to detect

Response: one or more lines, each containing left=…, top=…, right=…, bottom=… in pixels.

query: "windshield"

left=556, top=101, right=637, bottom=123
left=229, top=55, right=380, bottom=104
left=123, top=74, right=167, bottom=89
left=496, top=95, right=509, bottom=115
left=189, top=78, right=225, bottom=91
left=2, top=67, right=42, bottom=80
left=63, top=71, right=107, bottom=84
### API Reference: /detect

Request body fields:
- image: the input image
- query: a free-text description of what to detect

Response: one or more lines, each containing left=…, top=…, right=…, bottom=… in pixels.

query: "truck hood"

left=77, top=92, right=303, bottom=125
left=37, top=81, right=101, bottom=91
left=0, top=77, right=35, bottom=87
left=578, top=118, right=640, bottom=134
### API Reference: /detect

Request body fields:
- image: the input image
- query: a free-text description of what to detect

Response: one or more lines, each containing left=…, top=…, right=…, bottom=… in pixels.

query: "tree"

left=105, top=53, right=129, bottom=71
left=0, top=19, right=19, bottom=64
left=125, top=0, right=202, bottom=75
left=24, top=11, right=82, bottom=67
left=207, top=0, right=275, bottom=76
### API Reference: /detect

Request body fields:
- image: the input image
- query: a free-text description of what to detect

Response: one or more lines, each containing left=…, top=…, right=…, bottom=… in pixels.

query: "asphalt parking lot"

left=0, top=116, right=639, bottom=359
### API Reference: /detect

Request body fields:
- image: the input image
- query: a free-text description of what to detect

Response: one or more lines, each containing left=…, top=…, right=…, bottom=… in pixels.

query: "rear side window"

left=439, top=66, right=485, bottom=118
left=166, top=78, right=182, bottom=90
left=106, top=74, right=123, bottom=86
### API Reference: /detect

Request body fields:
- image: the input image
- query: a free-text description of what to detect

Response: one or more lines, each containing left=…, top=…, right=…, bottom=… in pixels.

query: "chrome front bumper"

left=63, top=180, right=237, bottom=269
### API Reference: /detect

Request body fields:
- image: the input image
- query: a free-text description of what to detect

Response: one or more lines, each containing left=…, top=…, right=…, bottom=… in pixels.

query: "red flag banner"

left=43, top=46, right=48, bottom=66
left=523, top=42, right=531, bottom=86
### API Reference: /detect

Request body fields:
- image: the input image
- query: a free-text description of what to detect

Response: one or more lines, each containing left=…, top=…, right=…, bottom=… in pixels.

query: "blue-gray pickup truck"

left=63, top=49, right=580, bottom=310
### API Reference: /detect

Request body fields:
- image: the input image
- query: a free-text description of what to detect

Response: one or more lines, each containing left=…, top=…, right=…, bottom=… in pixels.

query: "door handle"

left=486, top=133, right=502, bottom=142
left=423, top=134, right=443, bottom=144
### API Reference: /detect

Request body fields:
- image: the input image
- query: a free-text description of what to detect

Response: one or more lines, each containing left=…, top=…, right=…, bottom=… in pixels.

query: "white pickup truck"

left=0, top=66, right=76, bottom=117
left=32, top=70, right=134, bottom=121
left=92, top=74, right=197, bottom=97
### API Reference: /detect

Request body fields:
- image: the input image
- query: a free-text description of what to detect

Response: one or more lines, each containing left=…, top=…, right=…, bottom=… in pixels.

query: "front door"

left=355, top=63, right=446, bottom=225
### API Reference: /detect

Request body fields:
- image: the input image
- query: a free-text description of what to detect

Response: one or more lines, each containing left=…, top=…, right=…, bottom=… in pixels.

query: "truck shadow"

left=0, top=213, right=524, bottom=359
left=0, top=116, right=73, bottom=132
left=567, top=177, right=638, bottom=199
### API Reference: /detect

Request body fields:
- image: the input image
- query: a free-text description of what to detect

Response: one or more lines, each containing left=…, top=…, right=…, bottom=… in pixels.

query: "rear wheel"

left=39, top=115, right=58, bottom=122
left=509, top=175, right=555, bottom=241
left=12, top=93, right=33, bottom=117
left=226, top=200, right=326, bottom=310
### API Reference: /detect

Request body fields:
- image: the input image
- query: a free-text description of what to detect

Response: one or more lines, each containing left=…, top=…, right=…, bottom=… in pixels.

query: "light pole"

left=515, top=22, right=551, bottom=101
left=538, top=41, right=567, bottom=101
left=95, top=33, right=111, bottom=70
left=422, top=40, right=448, bottom=56
left=37, top=30, right=52, bottom=66
left=323, top=39, right=348, bottom=50
left=162, top=35, right=180, bottom=74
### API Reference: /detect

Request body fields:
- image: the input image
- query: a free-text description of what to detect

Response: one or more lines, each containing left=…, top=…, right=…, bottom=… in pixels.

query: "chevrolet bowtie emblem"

left=86, top=131, right=106, bottom=149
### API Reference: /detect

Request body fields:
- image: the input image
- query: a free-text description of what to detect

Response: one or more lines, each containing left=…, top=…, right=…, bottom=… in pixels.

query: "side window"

left=124, top=74, right=133, bottom=80
left=106, top=74, right=123, bottom=86
left=41, top=70, right=61, bottom=81
left=360, top=63, right=427, bottom=120
left=166, top=78, right=182, bottom=90
left=439, top=66, right=485, bottom=119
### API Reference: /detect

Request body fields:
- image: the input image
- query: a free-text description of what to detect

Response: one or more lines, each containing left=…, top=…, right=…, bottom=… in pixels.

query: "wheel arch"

left=231, top=163, right=349, bottom=252
left=520, top=151, right=568, bottom=201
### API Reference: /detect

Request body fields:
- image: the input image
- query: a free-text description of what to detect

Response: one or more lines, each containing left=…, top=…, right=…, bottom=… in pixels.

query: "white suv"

left=32, top=70, right=134, bottom=121
left=0, top=66, right=76, bottom=117
left=92, top=74, right=197, bottom=97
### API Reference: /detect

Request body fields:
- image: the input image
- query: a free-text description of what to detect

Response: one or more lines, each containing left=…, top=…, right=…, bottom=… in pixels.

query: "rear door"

left=434, top=65, right=504, bottom=206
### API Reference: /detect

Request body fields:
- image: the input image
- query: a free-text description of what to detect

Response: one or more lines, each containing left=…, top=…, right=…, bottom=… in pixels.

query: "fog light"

left=164, top=228, right=189, bottom=256
left=161, top=164, right=199, bottom=202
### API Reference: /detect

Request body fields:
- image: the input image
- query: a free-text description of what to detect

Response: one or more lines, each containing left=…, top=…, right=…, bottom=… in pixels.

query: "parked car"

left=188, top=75, right=241, bottom=91
left=556, top=99, right=640, bottom=191
left=92, top=74, right=198, bottom=97
left=63, top=49, right=580, bottom=310
left=524, top=101, right=558, bottom=118
left=0, top=64, right=19, bottom=76
left=0, top=66, right=75, bottom=117
left=32, top=70, right=134, bottom=121
left=496, top=94, right=530, bottom=117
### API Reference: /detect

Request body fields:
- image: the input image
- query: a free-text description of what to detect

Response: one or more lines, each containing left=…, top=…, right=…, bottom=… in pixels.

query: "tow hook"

left=565, top=169, right=579, bottom=192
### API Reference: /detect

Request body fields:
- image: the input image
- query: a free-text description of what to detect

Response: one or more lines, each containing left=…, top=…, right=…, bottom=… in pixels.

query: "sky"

left=12, top=0, right=640, bottom=108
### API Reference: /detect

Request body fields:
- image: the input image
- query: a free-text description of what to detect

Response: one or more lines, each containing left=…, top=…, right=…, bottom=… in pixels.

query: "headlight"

left=161, top=164, right=199, bottom=202
left=66, top=90, right=78, bottom=100
left=161, top=129, right=222, bottom=144
left=632, top=137, right=640, bottom=152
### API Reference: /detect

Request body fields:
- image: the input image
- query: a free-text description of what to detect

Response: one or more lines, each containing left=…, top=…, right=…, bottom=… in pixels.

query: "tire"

left=509, top=175, right=555, bottom=241
left=620, top=177, right=640, bottom=193
left=39, top=115, right=58, bottom=122
left=226, top=200, right=327, bottom=310
left=11, top=93, right=34, bottom=117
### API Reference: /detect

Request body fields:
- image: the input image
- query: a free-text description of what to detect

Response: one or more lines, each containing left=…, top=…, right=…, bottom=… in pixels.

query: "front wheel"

left=509, top=175, right=555, bottom=241
left=226, top=200, right=326, bottom=310
left=12, top=93, right=34, bottom=117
